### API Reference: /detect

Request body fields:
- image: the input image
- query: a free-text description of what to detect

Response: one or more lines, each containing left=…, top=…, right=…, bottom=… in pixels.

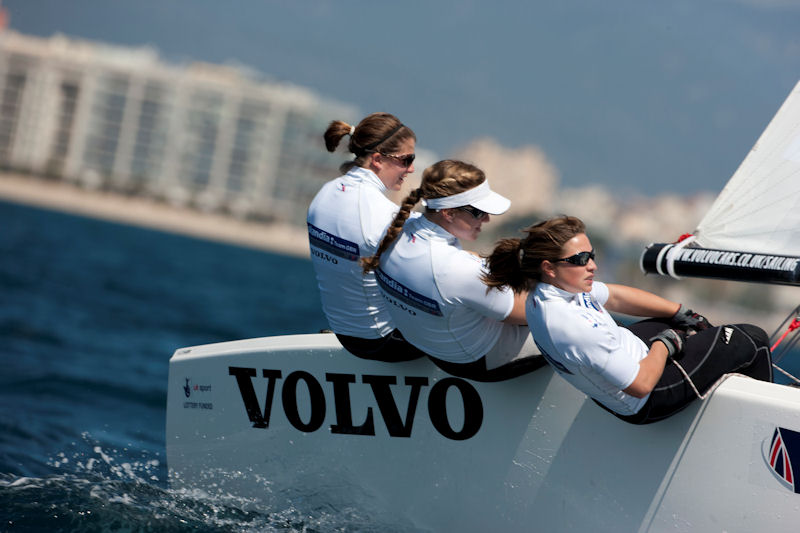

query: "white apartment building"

left=0, top=30, right=357, bottom=225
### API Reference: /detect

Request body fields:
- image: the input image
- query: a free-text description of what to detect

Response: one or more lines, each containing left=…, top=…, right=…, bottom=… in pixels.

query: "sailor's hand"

left=650, top=328, right=687, bottom=360
left=670, top=304, right=712, bottom=333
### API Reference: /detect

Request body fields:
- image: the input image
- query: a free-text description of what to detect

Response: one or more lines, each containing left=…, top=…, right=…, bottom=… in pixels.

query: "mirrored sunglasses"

left=381, top=152, right=415, bottom=167
left=457, top=205, right=489, bottom=219
left=554, top=250, right=595, bottom=266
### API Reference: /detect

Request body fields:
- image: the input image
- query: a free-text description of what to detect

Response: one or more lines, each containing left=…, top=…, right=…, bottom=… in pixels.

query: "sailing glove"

left=670, top=304, right=712, bottom=332
left=650, top=328, right=687, bottom=360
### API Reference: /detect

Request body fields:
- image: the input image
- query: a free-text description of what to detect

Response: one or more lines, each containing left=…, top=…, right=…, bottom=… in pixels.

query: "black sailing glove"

left=670, top=304, right=712, bottom=332
left=650, top=328, right=687, bottom=360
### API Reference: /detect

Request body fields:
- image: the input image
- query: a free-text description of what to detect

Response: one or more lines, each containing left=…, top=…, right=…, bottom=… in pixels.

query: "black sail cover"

left=641, top=242, right=800, bottom=286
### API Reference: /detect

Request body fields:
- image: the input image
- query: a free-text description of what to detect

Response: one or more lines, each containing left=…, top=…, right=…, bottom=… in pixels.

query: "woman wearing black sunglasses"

left=483, top=215, right=772, bottom=424
left=360, top=160, right=546, bottom=382
left=307, top=112, right=426, bottom=362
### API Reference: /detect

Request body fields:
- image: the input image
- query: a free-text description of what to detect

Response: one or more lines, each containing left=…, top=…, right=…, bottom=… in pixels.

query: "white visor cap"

left=423, top=180, right=511, bottom=215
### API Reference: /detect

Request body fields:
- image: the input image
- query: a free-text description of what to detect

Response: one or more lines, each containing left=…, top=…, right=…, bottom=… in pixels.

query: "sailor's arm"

left=604, top=284, right=680, bottom=318
left=623, top=340, right=670, bottom=398
left=502, top=291, right=529, bottom=325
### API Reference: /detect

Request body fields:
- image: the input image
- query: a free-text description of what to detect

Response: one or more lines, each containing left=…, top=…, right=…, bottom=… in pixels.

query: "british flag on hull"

left=767, top=427, right=800, bottom=493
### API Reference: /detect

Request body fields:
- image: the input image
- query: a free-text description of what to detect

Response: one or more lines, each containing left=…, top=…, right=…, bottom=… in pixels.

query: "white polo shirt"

left=307, top=166, right=398, bottom=338
left=526, top=281, right=649, bottom=415
left=376, top=216, right=516, bottom=363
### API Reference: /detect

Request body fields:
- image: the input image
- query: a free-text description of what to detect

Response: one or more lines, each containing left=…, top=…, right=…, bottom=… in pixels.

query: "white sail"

left=695, top=80, right=800, bottom=255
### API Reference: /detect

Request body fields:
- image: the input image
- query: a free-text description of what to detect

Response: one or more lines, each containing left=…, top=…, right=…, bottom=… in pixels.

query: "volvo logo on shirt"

left=375, top=268, right=443, bottom=316
left=307, top=223, right=360, bottom=261
left=765, top=427, right=800, bottom=493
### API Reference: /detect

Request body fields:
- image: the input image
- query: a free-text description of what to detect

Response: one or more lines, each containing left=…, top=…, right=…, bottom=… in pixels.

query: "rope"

left=670, top=358, right=800, bottom=399
left=772, top=363, right=800, bottom=385
left=668, top=357, right=729, bottom=400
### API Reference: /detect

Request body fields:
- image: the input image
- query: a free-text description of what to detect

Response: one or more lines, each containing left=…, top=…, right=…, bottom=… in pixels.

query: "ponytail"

left=482, top=237, right=530, bottom=294
left=483, top=215, right=587, bottom=293
left=324, top=113, right=415, bottom=175
left=361, top=188, right=423, bottom=272
left=323, top=120, right=353, bottom=153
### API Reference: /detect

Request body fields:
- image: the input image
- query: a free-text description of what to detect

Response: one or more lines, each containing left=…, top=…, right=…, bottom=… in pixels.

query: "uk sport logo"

left=765, top=427, right=800, bottom=493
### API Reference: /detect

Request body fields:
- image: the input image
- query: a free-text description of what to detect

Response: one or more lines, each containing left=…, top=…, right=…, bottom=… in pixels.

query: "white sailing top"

left=307, top=166, right=397, bottom=338
left=526, top=281, right=649, bottom=415
left=376, top=215, right=516, bottom=363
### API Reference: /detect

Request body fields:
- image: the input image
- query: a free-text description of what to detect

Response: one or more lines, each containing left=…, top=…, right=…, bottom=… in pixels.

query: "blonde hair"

left=323, top=112, right=415, bottom=173
left=361, top=160, right=486, bottom=272
left=482, top=215, right=586, bottom=293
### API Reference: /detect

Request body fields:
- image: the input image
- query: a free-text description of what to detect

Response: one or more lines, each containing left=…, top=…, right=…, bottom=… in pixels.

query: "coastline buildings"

left=0, top=30, right=720, bottom=251
left=0, top=30, right=358, bottom=225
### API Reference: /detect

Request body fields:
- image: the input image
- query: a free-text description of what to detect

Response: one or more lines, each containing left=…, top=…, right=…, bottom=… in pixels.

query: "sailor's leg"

left=429, top=327, right=547, bottom=382
left=730, top=324, right=773, bottom=381
left=482, top=327, right=547, bottom=380
left=633, top=323, right=773, bottom=423
left=336, top=330, right=428, bottom=362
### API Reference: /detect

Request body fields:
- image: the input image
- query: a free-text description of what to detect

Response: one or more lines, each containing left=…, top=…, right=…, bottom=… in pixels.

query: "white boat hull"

left=166, top=333, right=800, bottom=532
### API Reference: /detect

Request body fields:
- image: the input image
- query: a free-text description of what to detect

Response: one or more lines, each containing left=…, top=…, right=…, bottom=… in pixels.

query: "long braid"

left=361, top=188, right=422, bottom=272
left=362, top=160, right=486, bottom=273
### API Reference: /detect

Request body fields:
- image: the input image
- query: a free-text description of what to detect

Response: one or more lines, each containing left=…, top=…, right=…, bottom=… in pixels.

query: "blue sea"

left=3, top=199, right=800, bottom=533
left=0, top=200, right=354, bottom=532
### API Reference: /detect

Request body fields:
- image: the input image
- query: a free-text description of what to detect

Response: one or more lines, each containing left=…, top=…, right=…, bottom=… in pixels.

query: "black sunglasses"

left=457, top=205, right=488, bottom=219
left=380, top=152, right=415, bottom=168
left=553, top=250, right=595, bottom=266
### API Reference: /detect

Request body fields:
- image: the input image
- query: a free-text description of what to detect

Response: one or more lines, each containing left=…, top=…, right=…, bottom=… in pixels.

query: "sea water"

left=0, top=200, right=392, bottom=532
left=2, top=199, right=800, bottom=532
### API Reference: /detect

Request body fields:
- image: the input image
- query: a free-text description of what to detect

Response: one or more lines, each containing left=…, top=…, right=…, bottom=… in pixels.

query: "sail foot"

left=640, top=243, right=800, bottom=286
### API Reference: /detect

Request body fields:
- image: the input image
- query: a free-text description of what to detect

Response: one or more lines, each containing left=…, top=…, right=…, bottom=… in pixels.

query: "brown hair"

left=361, top=159, right=486, bottom=272
left=323, top=112, right=416, bottom=174
left=482, top=215, right=586, bottom=293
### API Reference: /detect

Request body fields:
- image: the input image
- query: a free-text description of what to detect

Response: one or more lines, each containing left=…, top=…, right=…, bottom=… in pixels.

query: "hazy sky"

left=5, top=0, right=800, bottom=196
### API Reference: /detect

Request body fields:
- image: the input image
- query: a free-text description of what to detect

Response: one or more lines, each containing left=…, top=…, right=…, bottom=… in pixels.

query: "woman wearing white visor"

left=361, top=160, right=545, bottom=381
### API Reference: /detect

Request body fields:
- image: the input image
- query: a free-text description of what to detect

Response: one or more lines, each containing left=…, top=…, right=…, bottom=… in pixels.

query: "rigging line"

left=669, top=358, right=791, bottom=399
left=666, top=358, right=744, bottom=400
left=773, top=364, right=800, bottom=386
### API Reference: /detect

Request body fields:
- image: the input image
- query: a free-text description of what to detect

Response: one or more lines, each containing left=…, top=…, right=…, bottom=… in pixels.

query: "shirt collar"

left=537, top=282, right=583, bottom=303
left=347, top=165, right=387, bottom=193
left=407, top=215, right=459, bottom=246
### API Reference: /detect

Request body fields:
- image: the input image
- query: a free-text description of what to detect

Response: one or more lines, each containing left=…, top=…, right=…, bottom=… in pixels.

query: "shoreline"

left=2, top=172, right=793, bottom=332
left=0, top=172, right=311, bottom=258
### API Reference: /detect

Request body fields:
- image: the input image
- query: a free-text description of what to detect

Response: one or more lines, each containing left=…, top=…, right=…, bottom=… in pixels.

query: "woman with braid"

left=307, top=112, right=427, bottom=362
left=482, top=215, right=772, bottom=424
left=361, top=160, right=545, bottom=382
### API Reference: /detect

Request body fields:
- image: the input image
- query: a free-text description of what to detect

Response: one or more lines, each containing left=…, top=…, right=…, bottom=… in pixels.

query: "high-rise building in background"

left=0, top=30, right=359, bottom=226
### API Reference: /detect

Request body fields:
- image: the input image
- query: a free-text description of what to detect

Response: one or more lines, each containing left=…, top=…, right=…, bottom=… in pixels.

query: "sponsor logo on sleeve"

left=307, top=223, right=360, bottom=262
left=375, top=268, right=443, bottom=316
left=581, top=292, right=601, bottom=312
